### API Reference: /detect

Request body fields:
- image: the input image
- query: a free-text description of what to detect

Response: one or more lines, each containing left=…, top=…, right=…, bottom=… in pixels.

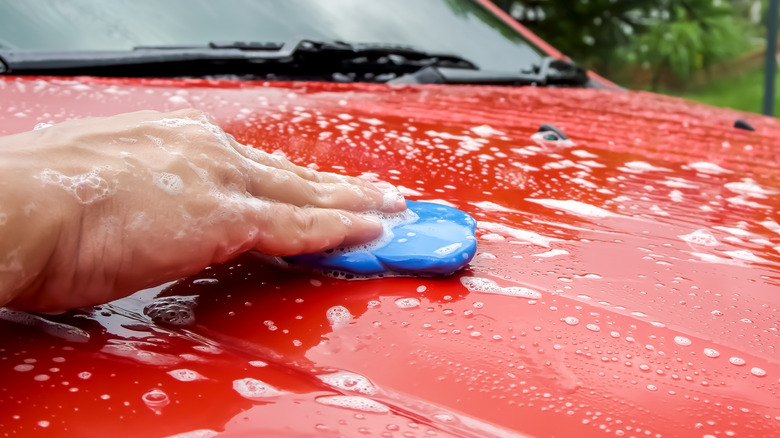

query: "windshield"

left=0, top=0, right=544, bottom=72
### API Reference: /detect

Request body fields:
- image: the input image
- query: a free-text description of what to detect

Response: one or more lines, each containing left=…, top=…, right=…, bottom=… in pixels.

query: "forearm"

left=0, top=136, right=74, bottom=308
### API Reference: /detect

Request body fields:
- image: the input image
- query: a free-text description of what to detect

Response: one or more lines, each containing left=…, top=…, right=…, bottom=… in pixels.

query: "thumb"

left=237, top=199, right=384, bottom=257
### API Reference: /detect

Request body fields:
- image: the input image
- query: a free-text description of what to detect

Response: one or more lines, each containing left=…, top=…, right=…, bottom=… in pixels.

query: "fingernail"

left=381, top=191, right=406, bottom=211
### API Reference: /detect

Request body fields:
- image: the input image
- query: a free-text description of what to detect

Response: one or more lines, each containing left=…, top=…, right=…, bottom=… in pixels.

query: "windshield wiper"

left=389, top=57, right=590, bottom=87
left=0, top=38, right=478, bottom=81
left=0, top=40, right=589, bottom=87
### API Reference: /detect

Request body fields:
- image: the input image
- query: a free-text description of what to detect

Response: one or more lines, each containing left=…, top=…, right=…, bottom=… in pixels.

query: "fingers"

left=144, top=108, right=406, bottom=213
left=237, top=200, right=384, bottom=256
left=241, top=159, right=405, bottom=213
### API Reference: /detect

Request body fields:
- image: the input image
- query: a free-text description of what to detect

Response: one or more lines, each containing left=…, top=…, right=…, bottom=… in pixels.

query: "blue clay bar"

left=286, top=201, right=477, bottom=276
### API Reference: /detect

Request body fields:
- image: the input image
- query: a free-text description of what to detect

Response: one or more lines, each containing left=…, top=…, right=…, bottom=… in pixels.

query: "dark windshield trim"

left=0, top=38, right=477, bottom=73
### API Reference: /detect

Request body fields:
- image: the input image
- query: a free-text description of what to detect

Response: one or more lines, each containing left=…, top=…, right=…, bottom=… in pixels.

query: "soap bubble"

left=142, top=389, right=170, bottom=415
left=143, top=296, right=198, bottom=326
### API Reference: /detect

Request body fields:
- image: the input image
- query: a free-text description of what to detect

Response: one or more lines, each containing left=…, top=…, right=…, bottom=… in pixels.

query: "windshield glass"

left=0, top=0, right=543, bottom=72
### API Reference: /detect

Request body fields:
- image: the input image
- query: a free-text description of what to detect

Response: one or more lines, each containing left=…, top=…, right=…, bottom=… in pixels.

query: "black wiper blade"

left=390, top=57, right=590, bottom=88
left=0, top=38, right=478, bottom=79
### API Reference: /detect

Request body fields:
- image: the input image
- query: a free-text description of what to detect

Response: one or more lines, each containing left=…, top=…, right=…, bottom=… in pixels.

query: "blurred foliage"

left=492, top=0, right=757, bottom=90
left=670, top=63, right=780, bottom=113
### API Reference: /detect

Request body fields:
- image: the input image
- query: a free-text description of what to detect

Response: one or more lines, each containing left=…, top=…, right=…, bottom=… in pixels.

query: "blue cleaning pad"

left=286, top=201, right=477, bottom=276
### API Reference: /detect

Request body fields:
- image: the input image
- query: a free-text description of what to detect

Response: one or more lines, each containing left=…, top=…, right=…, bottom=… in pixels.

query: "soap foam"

left=233, top=377, right=283, bottom=399
left=327, top=208, right=419, bottom=255
left=146, top=116, right=233, bottom=150
left=163, top=430, right=218, bottom=438
left=315, top=395, right=390, bottom=413
left=460, top=276, right=541, bottom=300
left=724, top=179, right=778, bottom=197
left=326, top=305, right=353, bottom=328
left=527, top=198, right=619, bottom=219
left=151, top=171, right=184, bottom=195
left=166, top=369, right=205, bottom=382
left=39, top=167, right=115, bottom=204
left=477, top=221, right=560, bottom=248
left=687, top=161, right=732, bottom=174
left=678, top=229, right=720, bottom=247
left=317, top=371, right=378, bottom=395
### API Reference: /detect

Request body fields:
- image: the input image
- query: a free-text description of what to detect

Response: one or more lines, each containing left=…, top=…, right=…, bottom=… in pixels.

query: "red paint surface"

left=1, top=76, right=779, bottom=438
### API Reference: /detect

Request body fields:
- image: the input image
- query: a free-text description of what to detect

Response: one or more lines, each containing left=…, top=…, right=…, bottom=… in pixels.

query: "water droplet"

left=703, top=348, right=720, bottom=358
left=394, top=298, right=420, bottom=309
left=434, top=413, right=455, bottom=423
left=586, top=324, right=600, bottom=332
left=673, top=336, right=692, bottom=346
left=729, top=357, right=746, bottom=366
left=192, top=278, right=219, bottom=285
left=646, top=384, right=658, bottom=391
left=750, top=367, right=766, bottom=377
left=564, top=316, right=579, bottom=326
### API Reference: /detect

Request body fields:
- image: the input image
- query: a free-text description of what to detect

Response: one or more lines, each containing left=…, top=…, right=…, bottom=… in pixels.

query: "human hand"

left=0, top=109, right=405, bottom=312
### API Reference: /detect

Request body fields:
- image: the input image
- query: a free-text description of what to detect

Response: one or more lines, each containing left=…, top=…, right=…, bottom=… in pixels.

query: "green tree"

left=493, top=0, right=752, bottom=90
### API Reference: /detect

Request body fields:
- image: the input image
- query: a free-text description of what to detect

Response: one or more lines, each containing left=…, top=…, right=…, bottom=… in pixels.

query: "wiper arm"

left=390, top=57, right=590, bottom=88
left=0, top=38, right=478, bottom=79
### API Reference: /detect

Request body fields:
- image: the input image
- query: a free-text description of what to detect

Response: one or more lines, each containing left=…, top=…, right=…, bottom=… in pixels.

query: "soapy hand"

left=0, top=109, right=405, bottom=312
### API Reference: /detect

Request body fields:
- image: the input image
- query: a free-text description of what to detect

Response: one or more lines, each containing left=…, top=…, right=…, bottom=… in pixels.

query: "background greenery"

left=492, top=0, right=777, bottom=114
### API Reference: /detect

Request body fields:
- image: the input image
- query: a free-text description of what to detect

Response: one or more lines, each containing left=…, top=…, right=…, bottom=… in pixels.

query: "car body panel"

left=1, top=76, right=779, bottom=438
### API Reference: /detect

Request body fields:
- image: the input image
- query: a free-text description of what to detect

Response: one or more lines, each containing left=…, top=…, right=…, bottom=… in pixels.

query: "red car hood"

left=1, top=76, right=779, bottom=438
